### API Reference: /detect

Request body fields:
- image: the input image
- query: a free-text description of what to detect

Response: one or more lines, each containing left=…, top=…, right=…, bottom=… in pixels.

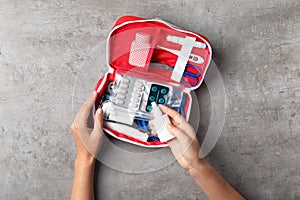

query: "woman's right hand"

left=157, top=105, right=245, bottom=200
left=158, top=104, right=204, bottom=171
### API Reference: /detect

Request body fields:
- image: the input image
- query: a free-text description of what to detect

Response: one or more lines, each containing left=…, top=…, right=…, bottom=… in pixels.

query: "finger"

left=183, top=124, right=197, bottom=139
left=159, top=105, right=193, bottom=133
left=166, top=122, right=190, bottom=143
left=151, top=130, right=158, bottom=136
left=169, top=118, right=180, bottom=128
left=158, top=104, right=186, bottom=125
left=166, top=138, right=185, bottom=160
left=92, top=108, right=104, bottom=135
left=85, top=90, right=98, bottom=103
left=167, top=136, right=178, bottom=146
left=70, top=122, right=80, bottom=140
left=81, top=91, right=97, bottom=114
left=148, top=120, right=153, bottom=127
left=74, top=91, right=97, bottom=128
left=166, top=114, right=195, bottom=139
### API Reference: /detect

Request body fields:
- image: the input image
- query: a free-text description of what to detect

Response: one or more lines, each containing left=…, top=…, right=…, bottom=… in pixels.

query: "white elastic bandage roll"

left=171, top=36, right=196, bottom=82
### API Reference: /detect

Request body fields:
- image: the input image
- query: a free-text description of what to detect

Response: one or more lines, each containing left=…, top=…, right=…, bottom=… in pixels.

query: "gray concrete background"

left=0, top=0, right=299, bottom=199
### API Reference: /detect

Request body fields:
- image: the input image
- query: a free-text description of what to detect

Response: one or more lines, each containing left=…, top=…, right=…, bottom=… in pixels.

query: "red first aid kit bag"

left=94, top=16, right=212, bottom=147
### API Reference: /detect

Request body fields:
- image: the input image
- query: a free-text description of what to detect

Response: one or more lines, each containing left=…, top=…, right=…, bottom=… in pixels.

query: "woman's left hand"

left=71, top=91, right=104, bottom=161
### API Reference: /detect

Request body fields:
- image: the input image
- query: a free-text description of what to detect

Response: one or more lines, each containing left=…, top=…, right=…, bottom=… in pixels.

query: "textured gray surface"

left=0, top=0, right=299, bottom=199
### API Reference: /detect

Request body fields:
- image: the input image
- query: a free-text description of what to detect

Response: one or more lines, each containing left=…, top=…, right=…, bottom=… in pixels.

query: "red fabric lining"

left=94, top=74, right=108, bottom=108
left=104, top=126, right=166, bottom=146
left=184, top=93, right=191, bottom=116
left=108, top=20, right=211, bottom=89
left=113, top=16, right=211, bottom=49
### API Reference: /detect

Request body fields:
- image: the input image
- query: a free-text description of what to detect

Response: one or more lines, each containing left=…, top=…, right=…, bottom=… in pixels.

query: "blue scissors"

left=181, top=64, right=201, bottom=87
left=150, top=63, right=201, bottom=87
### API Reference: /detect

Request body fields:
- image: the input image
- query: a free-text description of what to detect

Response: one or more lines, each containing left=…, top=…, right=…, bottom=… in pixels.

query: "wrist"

left=75, top=154, right=95, bottom=166
left=188, top=158, right=210, bottom=176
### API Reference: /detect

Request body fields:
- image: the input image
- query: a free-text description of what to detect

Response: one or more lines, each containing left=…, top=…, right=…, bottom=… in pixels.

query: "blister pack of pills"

left=99, top=73, right=183, bottom=126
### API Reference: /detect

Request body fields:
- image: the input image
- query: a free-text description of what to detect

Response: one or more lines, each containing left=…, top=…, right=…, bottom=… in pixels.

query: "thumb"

left=93, top=108, right=104, bottom=135
left=166, top=123, right=188, bottom=142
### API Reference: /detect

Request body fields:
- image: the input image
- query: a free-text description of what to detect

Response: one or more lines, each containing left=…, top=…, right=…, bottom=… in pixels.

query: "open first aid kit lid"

left=106, top=16, right=212, bottom=90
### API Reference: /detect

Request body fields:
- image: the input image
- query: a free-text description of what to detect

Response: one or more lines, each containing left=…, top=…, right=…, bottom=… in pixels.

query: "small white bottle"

left=151, top=102, right=175, bottom=142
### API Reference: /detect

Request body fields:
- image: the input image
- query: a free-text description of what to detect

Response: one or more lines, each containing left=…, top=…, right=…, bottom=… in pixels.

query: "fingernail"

left=93, top=91, right=97, bottom=96
left=97, top=108, right=102, bottom=115
left=167, top=123, right=172, bottom=129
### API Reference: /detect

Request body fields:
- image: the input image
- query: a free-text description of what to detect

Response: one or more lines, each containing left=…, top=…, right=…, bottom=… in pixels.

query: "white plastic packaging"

left=151, top=102, right=175, bottom=142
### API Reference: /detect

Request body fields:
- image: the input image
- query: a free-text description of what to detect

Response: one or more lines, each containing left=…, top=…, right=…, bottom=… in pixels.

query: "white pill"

left=133, top=87, right=142, bottom=92
left=118, top=89, right=127, bottom=94
left=135, top=81, right=144, bottom=87
left=120, top=83, right=129, bottom=89
left=122, top=77, right=130, bottom=83
left=115, top=99, right=125, bottom=105
left=129, top=103, right=139, bottom=109
left=116, top=94, right=126, bottom=99
left=131, top=97, right=140, bottom=103
left=132, top=92, right=141, bottom=98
